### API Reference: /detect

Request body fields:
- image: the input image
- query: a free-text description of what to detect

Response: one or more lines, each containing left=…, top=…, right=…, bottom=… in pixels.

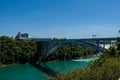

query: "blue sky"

left=0, top=0, right=120, bottom=38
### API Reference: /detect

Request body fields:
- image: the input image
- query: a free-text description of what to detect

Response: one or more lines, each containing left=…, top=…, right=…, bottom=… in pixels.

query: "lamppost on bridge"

left=92, top=35, right=96, bottom=39
left=119, top=30, right=120, bottom=37
left=92, top=34, right=100, bottom=47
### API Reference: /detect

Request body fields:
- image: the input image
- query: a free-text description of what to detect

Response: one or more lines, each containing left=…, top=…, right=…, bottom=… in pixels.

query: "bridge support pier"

left=110, top=41, right=112, bottom=47
left=37, top=41, right=50, bottom=54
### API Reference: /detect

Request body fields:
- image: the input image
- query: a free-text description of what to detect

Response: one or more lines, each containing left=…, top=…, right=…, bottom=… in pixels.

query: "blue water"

left=0, top=57, right=98, bottom=80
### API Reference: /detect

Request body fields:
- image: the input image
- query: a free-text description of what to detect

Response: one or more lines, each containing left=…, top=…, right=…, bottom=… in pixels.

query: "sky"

left=0, top=0, right=120, bottom=38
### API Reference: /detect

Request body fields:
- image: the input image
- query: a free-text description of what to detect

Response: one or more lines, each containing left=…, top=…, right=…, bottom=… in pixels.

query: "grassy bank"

left=49, top=57, right=120, bottom=80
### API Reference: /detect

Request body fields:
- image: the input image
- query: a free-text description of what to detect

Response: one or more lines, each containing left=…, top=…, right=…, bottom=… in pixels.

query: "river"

left=0, top=57, right=98, bottom=80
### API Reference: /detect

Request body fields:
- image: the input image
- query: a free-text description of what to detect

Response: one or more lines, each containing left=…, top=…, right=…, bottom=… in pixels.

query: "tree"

left=0, top=36, right=37, bottom=64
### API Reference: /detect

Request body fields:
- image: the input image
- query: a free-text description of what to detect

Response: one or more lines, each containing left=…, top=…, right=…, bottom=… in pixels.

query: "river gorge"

left=0, top=57, right=98, bottom=80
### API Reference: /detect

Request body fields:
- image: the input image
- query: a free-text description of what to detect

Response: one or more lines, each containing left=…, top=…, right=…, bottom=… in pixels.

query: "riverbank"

left=0, top=55, right=99, bottom=67
left=0, top=63, right=30, bottom=67
left=49, top=57, right=120, bottom=80
left=0, top=63, right=19, bottom=67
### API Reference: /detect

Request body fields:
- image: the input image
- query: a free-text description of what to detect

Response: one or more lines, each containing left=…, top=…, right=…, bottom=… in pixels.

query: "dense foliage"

left=0, top=36, right=96, bottom=65
left=0, top=36, right=37, bottom=64
left=46, top=43, right=96, bottom=61
left=49, top=38, right=120, bottom=80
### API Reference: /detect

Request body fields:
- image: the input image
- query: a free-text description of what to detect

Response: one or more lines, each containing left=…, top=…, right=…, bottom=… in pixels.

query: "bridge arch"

left=45, top=39, right=104, bottom=54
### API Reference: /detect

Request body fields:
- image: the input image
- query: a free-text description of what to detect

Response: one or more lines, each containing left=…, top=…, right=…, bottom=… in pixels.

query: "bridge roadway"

left=20, top=37, right=116, bottom=41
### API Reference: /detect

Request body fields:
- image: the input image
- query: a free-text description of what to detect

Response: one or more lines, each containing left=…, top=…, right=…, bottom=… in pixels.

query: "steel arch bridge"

left=37, top=39, right=104, bottom=54
left=20, top=37, right=117, bottom=54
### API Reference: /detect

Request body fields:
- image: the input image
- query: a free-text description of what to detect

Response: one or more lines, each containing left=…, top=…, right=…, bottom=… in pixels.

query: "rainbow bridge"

left=19, top=37, right=117, bottom=54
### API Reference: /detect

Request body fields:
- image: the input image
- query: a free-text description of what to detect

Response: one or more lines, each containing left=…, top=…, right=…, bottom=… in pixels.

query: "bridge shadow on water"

left=29, top=62, right=58, bottom=77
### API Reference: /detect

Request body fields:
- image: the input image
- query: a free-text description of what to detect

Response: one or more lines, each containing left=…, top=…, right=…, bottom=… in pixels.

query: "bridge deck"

left=20, top=37, right=117, bottom=41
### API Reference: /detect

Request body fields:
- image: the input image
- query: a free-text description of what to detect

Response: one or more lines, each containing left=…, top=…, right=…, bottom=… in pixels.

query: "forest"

left=0, top=36, right=37, bottom=64
left=0, top=36, right=96, bottom=65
